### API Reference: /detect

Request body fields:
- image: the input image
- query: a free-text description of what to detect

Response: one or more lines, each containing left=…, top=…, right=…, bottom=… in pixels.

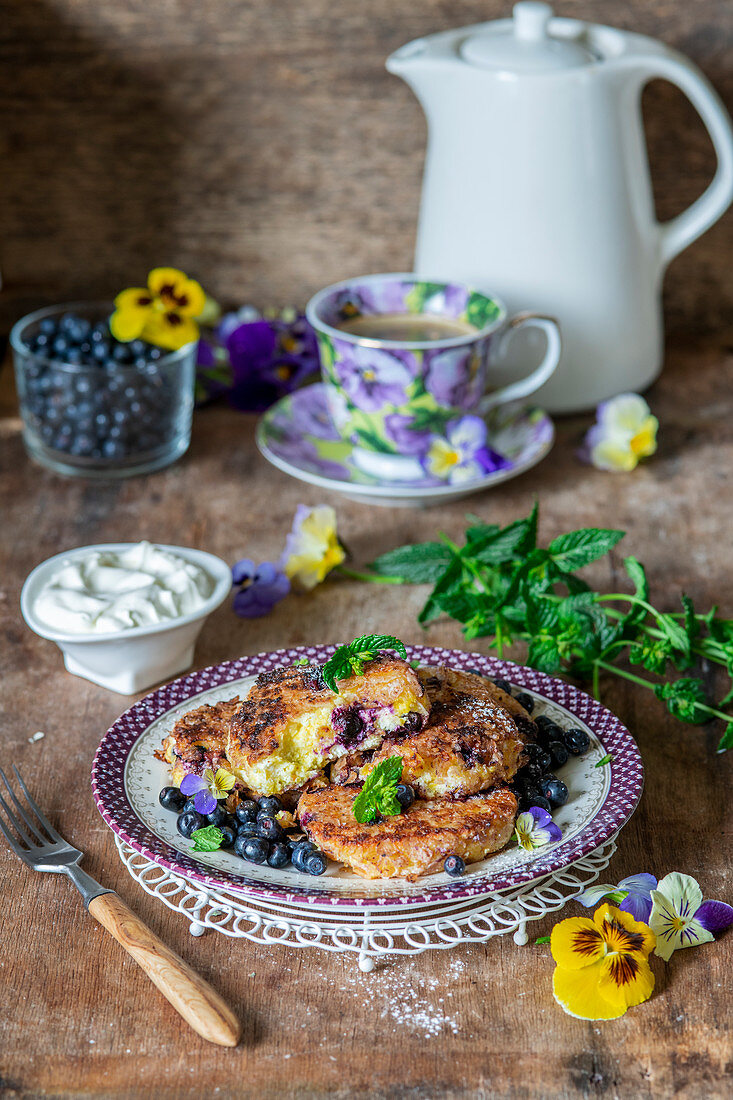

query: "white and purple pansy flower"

left=577, top=872, right=658, bottom=923
left=179, top=766, right=236, bottom=816
left=333, top=343, right=416, bottom=413
left=649, top=872, right=733, bottom=960
left=424, top=416, right=511, bottom=485
left=514, top=806, right=562, bottom=851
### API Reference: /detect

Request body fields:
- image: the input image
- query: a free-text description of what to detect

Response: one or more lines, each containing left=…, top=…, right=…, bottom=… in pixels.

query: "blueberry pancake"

left=297, top=784, right=518, bottom=880
left=226, top=655, right=429, bottom=797
left=158, top=697, right=241, bottom=789
left=360, top=666, right=530, bottom=799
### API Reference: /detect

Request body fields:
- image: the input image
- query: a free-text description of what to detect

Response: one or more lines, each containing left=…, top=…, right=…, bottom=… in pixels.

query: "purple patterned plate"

left=91, top=645, right=643, bottom=908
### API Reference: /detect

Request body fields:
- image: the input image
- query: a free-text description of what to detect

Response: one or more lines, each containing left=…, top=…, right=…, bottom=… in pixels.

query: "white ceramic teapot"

left=387, top=2, right=733, bottom=412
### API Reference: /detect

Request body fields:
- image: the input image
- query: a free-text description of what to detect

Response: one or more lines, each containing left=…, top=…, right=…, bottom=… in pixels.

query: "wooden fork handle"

left=88, top=892, right=241, bottom=1047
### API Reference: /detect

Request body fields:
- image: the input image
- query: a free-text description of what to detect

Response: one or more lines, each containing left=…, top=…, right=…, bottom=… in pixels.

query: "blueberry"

left=291, top=841, right=315, bottom=871
left=241, top=838, right=269, bottom=864
left=549, top=740, right=569, bottom=768
left=525, top=744, right=551, bottom=772
left=93, top=341, right=111, bottom=362
left=52, top=336, right=70, bottom=357
left=236, top=821, right=258, bottom=838
left=91, top=322, right=109, bottom=342
left=257, top=816, right=283, bottom=841
left=33, top=333, right=52, bottom=351
left=541, top=777, right=569, bottom=807
left=39, top=317, right=58, bottom=336
left=306, top=852, right=328, bottom=876
left=218, top=825, right=236, bottom=849
left=520, top=793, right=551, bottom=813
left=234, top=833, right=250, bottom=858
left=492, top=678, right=512, bottom=693
left=258, top=795, right=282, bottom=814
left=206, top=804, right=230, bottom=828
left=267, top=842, right=291, bottom=869
left=101, top=440, right=125, bottom=459
left=519, top=762, right=543, bottom=783
left=158, top=786, right=186, bottom=813
left=113, top=343, right=133, bottom=362
left=395, top=783, right=415, bottom=810
left=515, top=692, right=535, bottom=713
left=444, top=855, right=466, bottom=876
left=563, top=727, right=590, bottom=755
left=235, top=800, right=258, bottom=824
left=183, top=796, right=198, bottom=814
left=177, top=810, right=204, bottom=838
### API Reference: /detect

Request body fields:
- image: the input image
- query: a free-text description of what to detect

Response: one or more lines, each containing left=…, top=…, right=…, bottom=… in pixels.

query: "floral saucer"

left=256, top=384, right=554, bottom=507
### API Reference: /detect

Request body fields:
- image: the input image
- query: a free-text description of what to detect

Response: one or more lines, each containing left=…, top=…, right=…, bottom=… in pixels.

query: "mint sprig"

left=322, top=634, right=407, bottom=692
left=191, top=825, right=224, bottom=853
left=352, top=756, right=404, bottom=824
left=366, top=505, right=733, bottom=752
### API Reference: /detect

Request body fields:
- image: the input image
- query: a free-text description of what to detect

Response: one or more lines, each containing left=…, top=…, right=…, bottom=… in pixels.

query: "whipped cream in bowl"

left=21, top=542, right=232, bottom=694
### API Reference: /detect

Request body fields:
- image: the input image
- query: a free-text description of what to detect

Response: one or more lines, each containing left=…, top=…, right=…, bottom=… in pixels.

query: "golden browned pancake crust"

left=362, top=666, right=529, bottom=798
left=159, top=697, right=241, bottom=786
left=297, top=784, right=518, bottom=880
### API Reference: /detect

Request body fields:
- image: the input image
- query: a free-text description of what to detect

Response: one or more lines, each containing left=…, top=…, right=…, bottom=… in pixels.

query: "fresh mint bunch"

left=368, top=504, right=733, bottom=752
left=352, top=756, right=404, bottom=824
left=322, top=634, right=407, bottom=692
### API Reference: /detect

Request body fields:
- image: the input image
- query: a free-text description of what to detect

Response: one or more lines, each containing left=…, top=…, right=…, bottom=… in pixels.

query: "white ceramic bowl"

left=20, top=543, right=233, bottom=695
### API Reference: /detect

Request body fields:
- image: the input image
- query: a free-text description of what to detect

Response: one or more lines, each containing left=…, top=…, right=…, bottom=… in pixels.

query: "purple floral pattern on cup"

left=333, top=341, right=416, bottom=413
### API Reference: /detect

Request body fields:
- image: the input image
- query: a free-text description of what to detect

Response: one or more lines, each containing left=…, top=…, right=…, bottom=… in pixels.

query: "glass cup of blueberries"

left=11, top=303, right=197, bottom=477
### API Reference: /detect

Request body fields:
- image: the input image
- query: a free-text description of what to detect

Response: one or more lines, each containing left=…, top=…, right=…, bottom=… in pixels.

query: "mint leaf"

left=191, top=825, right=224, bottom=853
left=621, top=556, right=650, bottom=629
left=717, top=722, right=733, bottom=753
left=472, top=503, right=539, bottom=565
left=535, top=935, right=551, bottom=945
left=322, top=634, right=407, bottom=692
left=654, top=678, right=709, bottom=723
left=595, top=754, right=613, bottom=768
left=353, top=756, right=404, bottom=824
left=370, top=542, right=452, bottom=584
left=547, top=527, right=625, bottom=573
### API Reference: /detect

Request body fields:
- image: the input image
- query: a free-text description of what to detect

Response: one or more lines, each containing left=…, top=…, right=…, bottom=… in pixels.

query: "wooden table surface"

left=0, top=340, right=731, bottom=1100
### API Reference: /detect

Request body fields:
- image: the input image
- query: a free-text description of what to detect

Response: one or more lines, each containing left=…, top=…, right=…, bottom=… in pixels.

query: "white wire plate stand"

left=115, top=833, right=618, bottom=972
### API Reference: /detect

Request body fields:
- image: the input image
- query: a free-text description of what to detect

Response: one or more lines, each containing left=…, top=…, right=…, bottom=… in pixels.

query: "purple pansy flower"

left=384, top=413, right=432, bottom=455
left=180, top=766, right=236, bottom=816
left=515, top=806, right=562, bottom=851
left=333, top=343, right=415, bottom=413
left=196, top=310, right=319, bottom=412
left=578, top=873, right=658, bottom=923
left=424, top=347, right=482, bottom=408
left=289, top=384, right=341, bottom=441
left=424, top=416, right=511, bottom=485
left=232, top=559, right=290, bottom=618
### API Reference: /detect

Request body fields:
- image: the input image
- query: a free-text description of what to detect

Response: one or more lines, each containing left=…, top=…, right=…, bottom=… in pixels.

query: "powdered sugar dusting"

left=335, top=955, right=467, bottom=1037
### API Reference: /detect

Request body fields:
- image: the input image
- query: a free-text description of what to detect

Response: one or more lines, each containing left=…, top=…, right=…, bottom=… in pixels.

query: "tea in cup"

left=305, top=274, right=560, bottom=480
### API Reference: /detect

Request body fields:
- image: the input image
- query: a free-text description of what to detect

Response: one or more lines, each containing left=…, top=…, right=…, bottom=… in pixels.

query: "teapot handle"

left=633, top=53, right=733, bottom=266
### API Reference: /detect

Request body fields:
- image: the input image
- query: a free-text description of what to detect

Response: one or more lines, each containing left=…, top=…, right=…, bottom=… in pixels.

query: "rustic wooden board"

left=0, top=333, right=731, bottom=1099
left=0, top=0, right=731, bottom=334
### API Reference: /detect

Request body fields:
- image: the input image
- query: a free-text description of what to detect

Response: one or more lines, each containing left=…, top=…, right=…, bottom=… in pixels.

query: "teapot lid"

left=460, top=2, right=594, bottom=73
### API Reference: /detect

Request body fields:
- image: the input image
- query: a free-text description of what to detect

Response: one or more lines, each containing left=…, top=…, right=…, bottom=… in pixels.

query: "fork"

left=0, top=764, right=241, bottom=1047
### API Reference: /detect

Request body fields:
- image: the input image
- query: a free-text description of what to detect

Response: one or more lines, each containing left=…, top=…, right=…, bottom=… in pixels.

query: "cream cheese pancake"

left=297, top=784, right=518, bottom=880
left=226, top=655, right=429, bottom=796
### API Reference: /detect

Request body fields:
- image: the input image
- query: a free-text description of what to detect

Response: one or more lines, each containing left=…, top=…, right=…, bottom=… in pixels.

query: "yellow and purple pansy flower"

left=281, top=504, right=346, bottom=591
left=180, top=766, right=236, bottom=816
left=551, top=903, right=656, bottom=1020
left=110, top=267, right=207, bottom=351
left=514, top=805, right=562, bottom=851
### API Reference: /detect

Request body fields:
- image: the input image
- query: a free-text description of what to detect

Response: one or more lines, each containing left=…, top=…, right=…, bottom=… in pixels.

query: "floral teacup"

left=305, top=274, right=561, bottom=482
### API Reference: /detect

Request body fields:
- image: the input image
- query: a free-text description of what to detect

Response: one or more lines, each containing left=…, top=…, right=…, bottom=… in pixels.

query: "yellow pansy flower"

left=281, top=504, right=346, bottom=590
left=551, top=903, right=656, bottom=1020
left=110, top=267, right=207, bottom=350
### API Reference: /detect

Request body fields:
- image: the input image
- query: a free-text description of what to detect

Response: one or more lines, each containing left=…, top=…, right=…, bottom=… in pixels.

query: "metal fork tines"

left=0, top=765, right=109, bottom=905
